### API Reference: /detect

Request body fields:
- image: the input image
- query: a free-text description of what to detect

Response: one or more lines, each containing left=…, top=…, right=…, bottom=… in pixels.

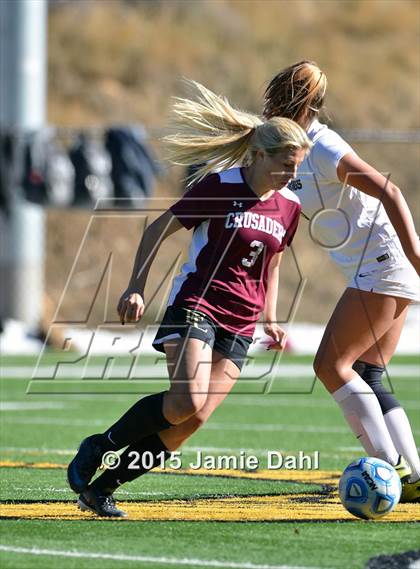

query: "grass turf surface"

left=0, top=354, right=419, bottom=568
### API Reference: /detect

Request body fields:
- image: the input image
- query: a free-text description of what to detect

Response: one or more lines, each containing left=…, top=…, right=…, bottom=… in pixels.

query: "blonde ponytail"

left=163, top=79, right=311, bottom=186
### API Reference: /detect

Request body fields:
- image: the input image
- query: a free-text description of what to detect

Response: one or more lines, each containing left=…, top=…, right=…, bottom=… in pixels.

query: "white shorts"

left=348, top=260, right=419, bottom=303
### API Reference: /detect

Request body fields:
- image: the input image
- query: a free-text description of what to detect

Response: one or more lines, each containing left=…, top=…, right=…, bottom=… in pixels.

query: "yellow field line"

left=2, top=461, right=418, bottom=522
left=1, top=495, right=419, bottom=522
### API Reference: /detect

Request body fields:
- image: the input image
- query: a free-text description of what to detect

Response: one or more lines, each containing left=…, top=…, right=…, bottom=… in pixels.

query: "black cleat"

left=77, top=487, right=127, bottom=518
left=67, top=434, right=106, bottom=494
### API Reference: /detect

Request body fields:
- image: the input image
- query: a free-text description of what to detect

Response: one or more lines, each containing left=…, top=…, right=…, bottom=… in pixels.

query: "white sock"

left=332, top=376, right=399, bottom=465
left=384, top=407, right=420, bottom=482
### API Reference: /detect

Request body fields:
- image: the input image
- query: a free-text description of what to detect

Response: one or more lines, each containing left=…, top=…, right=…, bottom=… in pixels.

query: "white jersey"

left=288, top=120, right=407, bottom=279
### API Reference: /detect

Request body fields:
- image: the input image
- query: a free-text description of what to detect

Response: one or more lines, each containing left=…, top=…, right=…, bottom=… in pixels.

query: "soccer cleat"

left=393, top=455, right=412, bottom=484
left=77, top=487, right=127, bottom=518
left=67, top=434, right=106, bottom=494
left=400, top=478, right=420, bottom=503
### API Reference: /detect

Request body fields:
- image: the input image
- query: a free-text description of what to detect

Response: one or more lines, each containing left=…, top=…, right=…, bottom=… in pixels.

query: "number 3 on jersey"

left=242, top=240, right=264, bottom=268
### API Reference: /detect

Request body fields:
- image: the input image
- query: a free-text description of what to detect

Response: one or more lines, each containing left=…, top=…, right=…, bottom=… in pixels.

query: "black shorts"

left=152, top=306, right=253, bottom=371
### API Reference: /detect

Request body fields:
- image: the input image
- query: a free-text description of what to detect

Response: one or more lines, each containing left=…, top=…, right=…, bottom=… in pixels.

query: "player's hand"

left=262, top=322, right=287, bottom=351
left=117, top=289, right=145, bottom=324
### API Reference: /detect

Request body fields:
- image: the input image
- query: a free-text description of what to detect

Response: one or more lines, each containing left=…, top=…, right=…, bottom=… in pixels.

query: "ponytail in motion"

left=163, top=80, right=311, bottom=186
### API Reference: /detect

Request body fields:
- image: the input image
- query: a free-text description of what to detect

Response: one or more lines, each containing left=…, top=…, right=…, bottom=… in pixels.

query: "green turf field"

left=1, top=353, right=419, bottom=569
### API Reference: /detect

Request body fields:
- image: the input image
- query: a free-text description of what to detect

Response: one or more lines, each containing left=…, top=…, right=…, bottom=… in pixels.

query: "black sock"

left=91, top=434, right=170, bottom=494
left=353, top=360, right=401, bottom=414
left=99, top=392, right=173, bottom=451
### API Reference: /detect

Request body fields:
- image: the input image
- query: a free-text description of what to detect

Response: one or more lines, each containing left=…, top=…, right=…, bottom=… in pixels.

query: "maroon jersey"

left=168, top=167, right=301, bottom=337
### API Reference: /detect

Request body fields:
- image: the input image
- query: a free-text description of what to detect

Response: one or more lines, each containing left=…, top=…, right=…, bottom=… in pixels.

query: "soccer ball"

left=339, top=457, right=402, bottom=520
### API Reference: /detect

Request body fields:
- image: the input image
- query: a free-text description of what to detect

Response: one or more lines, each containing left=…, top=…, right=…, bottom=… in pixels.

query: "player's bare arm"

left=118, top=210, right=184, bottom=323
left=263, top=251, right=287, bottom=350
left=264, top=60, right=419, bottom=505
left=337, top=152, right=420, bottom=275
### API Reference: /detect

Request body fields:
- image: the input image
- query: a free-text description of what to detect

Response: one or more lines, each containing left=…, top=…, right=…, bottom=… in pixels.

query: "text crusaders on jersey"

left=168, top=167, right=301, bottom=336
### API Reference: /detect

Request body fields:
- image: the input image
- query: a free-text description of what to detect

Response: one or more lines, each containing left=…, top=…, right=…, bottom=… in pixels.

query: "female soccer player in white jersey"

left=67, top=81, right=312, bottom=517
left=263, top=60, right=420, bottom=502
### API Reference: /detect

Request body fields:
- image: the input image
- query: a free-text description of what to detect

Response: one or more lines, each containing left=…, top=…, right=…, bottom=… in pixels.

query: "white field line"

left=0, top=416, right=349, bottom=432
left=0, top=402, right=70, bottom=411
left=0, top=545, right=321, bottom=569
left=1, top=364, right=419, bottom=379
left=4, top=415, right=419, bottom=436
left=0, top=444, right=369, bottom=460
left=223, top=397, right=420, bottom=410
left=2, top=395, right=419, bottom=410
left=2, top=397, right=419, bottom=411
left=1, top=417, right=108, bottom=426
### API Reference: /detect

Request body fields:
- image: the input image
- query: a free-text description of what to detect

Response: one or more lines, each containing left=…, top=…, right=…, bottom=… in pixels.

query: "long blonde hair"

left=263, top=60, right=327, bottom=123
left=163, top=80, right=312, bottom=186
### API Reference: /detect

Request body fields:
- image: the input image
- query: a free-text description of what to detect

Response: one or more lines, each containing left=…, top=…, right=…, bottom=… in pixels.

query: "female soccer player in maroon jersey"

left=264, top=61, right=420, bottom=502
left=67, top=80, right=312, bottom=516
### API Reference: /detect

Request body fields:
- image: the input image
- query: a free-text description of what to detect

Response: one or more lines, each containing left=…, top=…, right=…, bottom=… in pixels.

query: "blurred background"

left=0, top=0, right=419, bottom=355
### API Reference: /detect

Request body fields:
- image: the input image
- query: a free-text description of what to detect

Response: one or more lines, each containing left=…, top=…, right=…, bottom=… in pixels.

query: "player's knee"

left=313, top=355, right=344, bottom=385
left=187, top=392, right=208, bottom=416
left=162, top=422, right=199, bottom=449
left=313, top=353, right=331, bottom=381
left=172, top=409, right=210, bottom=445
left=174, top=415, right=205, bottom=440
left=173, top=405, right=213, bottom=443
left=190, top=407, right=211, bottom=430
left=168, top=391, right=207, bottom=423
